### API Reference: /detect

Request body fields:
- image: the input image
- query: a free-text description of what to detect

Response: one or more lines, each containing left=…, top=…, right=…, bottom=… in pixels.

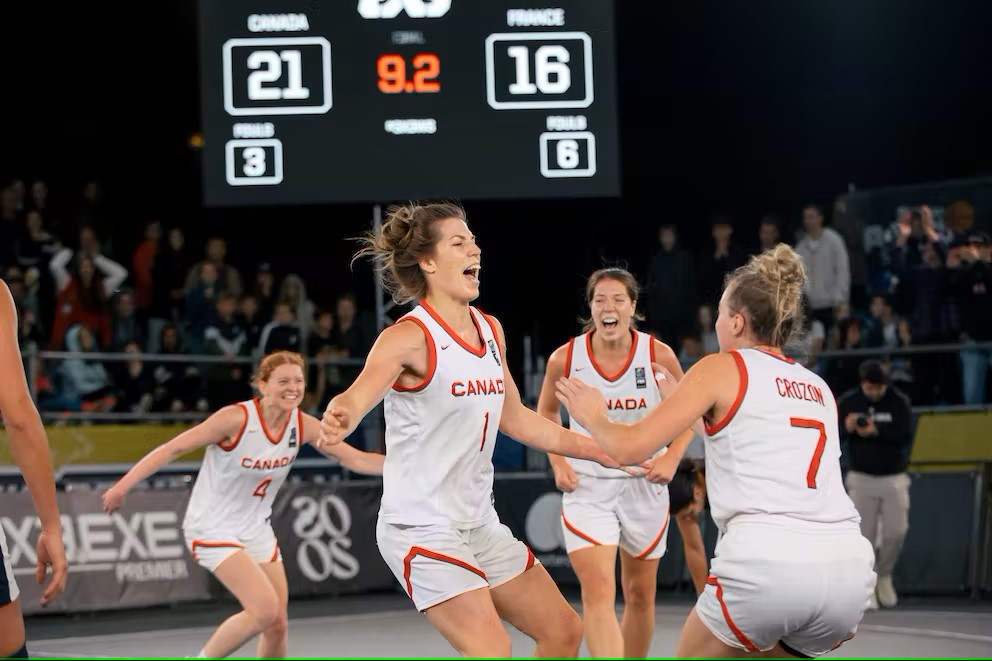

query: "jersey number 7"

left=790, top=418, right=827, bottom=489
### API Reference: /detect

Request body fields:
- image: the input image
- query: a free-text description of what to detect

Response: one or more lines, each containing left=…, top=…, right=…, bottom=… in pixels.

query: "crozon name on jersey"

left=241, top=455, right=296, bottom=470
left=451, top=379, right=505, bottom=397
left=775, top=378, right=826, bottom=407
left=606, top=397, right=648, bottom=411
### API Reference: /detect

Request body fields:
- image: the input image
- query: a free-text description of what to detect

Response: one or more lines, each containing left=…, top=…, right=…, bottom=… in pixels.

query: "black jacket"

left=837, top=386, right=913, bottom=476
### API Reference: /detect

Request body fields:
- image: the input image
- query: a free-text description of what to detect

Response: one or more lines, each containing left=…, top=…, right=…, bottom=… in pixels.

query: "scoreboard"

left=198, top=0, right=620, bottom=206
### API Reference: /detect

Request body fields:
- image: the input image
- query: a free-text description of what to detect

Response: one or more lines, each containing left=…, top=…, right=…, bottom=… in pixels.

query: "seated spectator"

left=113, top=341, right=155, bottom=415
left=694, top=304, right=719, bottom=355
left=864, top=294, right=900, bottom=349
left=239, top=293, right=263, bottom=350
left=60, top=323, right=118, bottom=413
left=151, top=324, right=208, bottom=413
left=185, top=236, right=242, bottom=298
left=110, top=288, right=147, bottom=351
left=678, top=335, right=705, bottom=371
left=306, top=308, right=344, bottom=412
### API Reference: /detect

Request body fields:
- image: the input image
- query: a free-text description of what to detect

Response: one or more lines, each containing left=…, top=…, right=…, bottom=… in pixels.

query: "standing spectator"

left=252, top=262, right=278, bottom=322
left=203, top=292, right=251, bottom=407
left=832, top=195, right=868, bottom=310
left=185, top=236, right=243, bottom=298
left=132, top=219, right=162, bottom=313
left=148, top=227, right=194, bottom=351
left=948, top=232, right=992, bottom=404
left=838, top=360, right=914, bottom=610
left=697, top=216, right=747, bottom=307
left=795, top=203, right=850, bottom=330
left=756, top=215, right=784, bottom=253
left=257, top=301, right=302, bottom=356
left=864, top=295, right=900, bottom=349
left=645, top=224, right=697, bottom=344
left=185, top=262, right=221, bottom=353
left=48, top=233, right=128, bottom=350
left=305, top=308, right=342, bottom=412
left=277, top=273, right=316, bottom=344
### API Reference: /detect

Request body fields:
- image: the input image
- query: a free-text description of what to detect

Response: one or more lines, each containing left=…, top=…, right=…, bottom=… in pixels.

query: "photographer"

left=837, top=359, right=913, bottom=610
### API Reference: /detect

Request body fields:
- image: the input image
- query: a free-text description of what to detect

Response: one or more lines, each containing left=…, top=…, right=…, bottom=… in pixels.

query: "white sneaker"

left=867, top=592, right=879, bottom=610
left=877, top=575, right=898, bottom=608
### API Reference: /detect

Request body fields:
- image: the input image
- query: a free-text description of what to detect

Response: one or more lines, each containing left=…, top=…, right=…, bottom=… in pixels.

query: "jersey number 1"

left=790, top=418, right=826, bottom=489
left=253, top=477, right=272, bottom=499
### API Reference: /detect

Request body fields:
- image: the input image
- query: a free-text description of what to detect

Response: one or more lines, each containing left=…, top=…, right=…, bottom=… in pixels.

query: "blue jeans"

left=959, top=348, right=992, bottom=404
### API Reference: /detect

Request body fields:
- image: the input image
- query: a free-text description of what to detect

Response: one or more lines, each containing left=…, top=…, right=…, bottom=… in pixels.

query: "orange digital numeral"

left=253, top=477, right=272, bottom=499
left=790, top=417, right=827, bottom=489
left=377, top=53, right=440, bottom=93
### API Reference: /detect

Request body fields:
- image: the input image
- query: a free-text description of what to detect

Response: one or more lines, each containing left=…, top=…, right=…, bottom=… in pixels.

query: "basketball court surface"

left=24, top=592, right=992, bottom=657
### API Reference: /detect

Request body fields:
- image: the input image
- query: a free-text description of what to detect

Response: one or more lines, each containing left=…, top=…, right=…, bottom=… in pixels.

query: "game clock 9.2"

left=198, top=0, right=620, bottom=206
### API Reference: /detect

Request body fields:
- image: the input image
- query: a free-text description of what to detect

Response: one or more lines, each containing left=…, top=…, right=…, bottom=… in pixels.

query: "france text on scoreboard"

left=198, top=0, right=620, bottom=206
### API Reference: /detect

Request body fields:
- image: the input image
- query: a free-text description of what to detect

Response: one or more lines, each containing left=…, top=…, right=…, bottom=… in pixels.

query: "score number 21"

left=377, top=53, right=440, bottom=93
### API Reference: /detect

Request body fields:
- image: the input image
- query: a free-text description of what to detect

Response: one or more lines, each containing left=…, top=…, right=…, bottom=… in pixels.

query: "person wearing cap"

left=837, top=359, right=913, bottom=609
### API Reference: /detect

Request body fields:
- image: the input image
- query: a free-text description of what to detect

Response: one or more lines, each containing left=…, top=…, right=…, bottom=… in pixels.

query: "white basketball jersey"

left=565, top=330, right=663, bottom=478
left=380, top=303, right=505, bottom=527
left=183, top=399, right=301, bottom=532
left=704, top=348, right=861, bottom=533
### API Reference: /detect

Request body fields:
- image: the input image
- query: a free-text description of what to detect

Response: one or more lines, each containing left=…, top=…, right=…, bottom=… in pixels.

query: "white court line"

left=30, top=609, right=415, bottom=648
left=859, top=623, right=992, bottom=644
left=14, top=563, right=114, bottom=576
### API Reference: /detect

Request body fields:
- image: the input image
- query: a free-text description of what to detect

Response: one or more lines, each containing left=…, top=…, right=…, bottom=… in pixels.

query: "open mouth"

left=602, top=317, right=619, bottom=329
left=282, top=393, right=299, bottom=401
left=463, top=265, right=481, bottom=284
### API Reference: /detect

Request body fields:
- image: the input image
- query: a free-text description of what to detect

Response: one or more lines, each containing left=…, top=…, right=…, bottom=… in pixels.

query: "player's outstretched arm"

left=319, top=320, right=425, bottom=446
left=486, top=315, right=624, bottom=469
left=102, top=404, right=247, bottom=512
left=556, top=353, right=730, bottom=466
left=302, top=413, right=384, bottom=475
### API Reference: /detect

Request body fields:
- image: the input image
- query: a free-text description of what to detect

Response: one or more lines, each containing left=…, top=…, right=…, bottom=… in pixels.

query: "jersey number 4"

left=790, top=418, right=826, bottom=489
left=253, top=477, right=272, bottom=499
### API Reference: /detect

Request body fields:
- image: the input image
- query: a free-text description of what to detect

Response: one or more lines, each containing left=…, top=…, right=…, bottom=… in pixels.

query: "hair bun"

left=772, top=243, right=806, bottom=287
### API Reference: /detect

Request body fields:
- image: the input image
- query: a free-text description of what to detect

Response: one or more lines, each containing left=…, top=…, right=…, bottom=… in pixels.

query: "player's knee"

left=462, top=627, right=511, bottom=657
left=622, top=577, right=656, bottom=611
left=578, top=572, right=616, bottom=606
left=248, top=596, right=282, bottom=632
left=541, top=606, right=583, bottom=651
left=265, top=609, right=289, bottom=638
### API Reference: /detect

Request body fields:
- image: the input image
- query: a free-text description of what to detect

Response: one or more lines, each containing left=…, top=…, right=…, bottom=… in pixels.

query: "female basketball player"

left=317, top=202, right=632, bottom=658
left=535, top=268, right=703, bottom=658
left=102, top=351, right=383, bottom=659
left=0, top=279, right=68, bottom=659
left=556, top=244, right=876, bottom=658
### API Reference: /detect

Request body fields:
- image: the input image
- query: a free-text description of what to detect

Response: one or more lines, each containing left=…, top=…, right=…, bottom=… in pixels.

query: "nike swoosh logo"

left=574, top=367, right=585, bottom=372
left=440, top=344, right=450, bottom=350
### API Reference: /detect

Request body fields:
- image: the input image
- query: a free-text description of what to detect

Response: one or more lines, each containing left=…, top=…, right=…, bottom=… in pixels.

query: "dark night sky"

left=5, top=0, right=992, bottom=365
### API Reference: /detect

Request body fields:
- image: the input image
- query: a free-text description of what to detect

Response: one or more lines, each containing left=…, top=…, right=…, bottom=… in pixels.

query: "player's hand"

left=555, top=377, right=608, bottom=433
left=319, top=406, right=349, bottom=449
left=102, top=485, right=126, bottom=513
left=844, top=413, right=859, bottom=433
left=551, top=461, right=579, bottom=493
left=36, top=527, right=68, bottom=606
left=644, top=453, right=678, bottom=485
left=652, top=362, right=679, bottom=398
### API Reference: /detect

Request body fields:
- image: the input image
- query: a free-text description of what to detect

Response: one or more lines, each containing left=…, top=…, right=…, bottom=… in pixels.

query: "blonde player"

left=0, top=279, right=68, bottom=659
left=318, top=201, right=634, bottom=658
left=556, top=244, right=876, bottom=658
left=536, top=267, right=703, bottom=658
left=102, top=351, right=383, bottom=659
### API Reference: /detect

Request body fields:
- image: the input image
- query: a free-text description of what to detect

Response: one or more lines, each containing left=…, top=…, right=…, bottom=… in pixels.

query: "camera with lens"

left=856, top=415, right=869, bottom=427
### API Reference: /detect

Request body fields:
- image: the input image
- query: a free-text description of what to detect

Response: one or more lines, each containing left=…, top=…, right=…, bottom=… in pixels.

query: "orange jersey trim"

left=706, top=575, right=759, bottom=652
left=219, top=403, right=250, bottom=452
left=392, top=316, right=437, bottom=392
left=704, top=350, right=748, bottom=435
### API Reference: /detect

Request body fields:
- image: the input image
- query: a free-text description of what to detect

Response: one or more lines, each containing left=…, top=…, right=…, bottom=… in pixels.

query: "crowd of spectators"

left=646, top=198, right=991, bottom=405
left=1, top=177, right=377, bottom=418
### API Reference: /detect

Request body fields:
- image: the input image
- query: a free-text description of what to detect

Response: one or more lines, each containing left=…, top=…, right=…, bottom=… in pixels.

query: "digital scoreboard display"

left=198, top=0, right=620, bottom=206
